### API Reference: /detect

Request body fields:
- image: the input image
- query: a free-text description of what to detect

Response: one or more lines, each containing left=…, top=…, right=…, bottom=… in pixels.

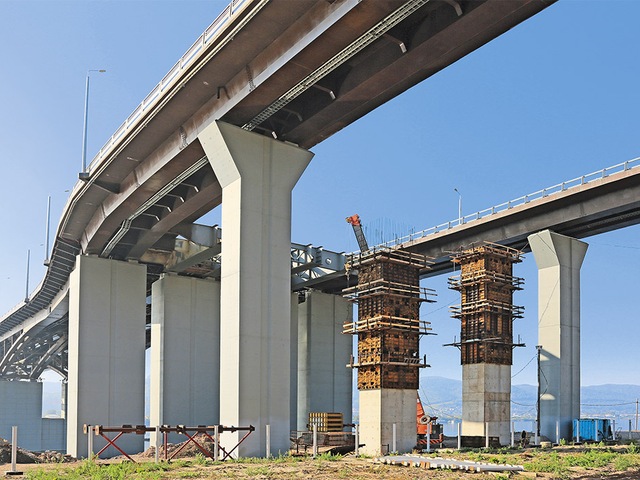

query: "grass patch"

left=26, top=459, right=173, bottom=480
left=245, top=465, right=271, bottom=477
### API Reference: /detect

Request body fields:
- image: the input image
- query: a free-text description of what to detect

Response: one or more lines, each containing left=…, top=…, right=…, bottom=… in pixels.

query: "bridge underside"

left=1, top=0, right=557, bottom=380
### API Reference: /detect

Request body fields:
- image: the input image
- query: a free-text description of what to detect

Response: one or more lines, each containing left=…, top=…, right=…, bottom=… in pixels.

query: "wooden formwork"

left=343, top=248, right=433, bottom=390
left=448, top=242, right=524, bottom=365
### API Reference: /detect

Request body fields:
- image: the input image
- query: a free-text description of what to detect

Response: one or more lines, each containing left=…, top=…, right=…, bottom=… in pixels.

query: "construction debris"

left=0, top=437, right=73, bottom=464
left=375, top=454, right=524, bottom=473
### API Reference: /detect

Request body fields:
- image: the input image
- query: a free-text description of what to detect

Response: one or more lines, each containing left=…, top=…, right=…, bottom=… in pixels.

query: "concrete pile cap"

left=375, top=455, right=524, bottom=472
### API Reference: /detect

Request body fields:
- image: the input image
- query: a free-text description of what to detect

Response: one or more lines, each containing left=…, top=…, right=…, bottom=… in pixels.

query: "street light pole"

left=454, top=188, right=462, bottom=225
left=80, top=69, right=106, bottom=180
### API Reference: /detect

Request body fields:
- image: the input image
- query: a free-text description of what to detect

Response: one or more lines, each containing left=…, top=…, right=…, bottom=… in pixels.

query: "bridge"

left=1, top=0, right=613, bottom=458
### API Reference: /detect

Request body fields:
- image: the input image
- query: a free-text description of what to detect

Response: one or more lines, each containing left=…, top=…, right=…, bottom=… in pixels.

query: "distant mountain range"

left=353, top=376, right=640, bottom=423
left=43, top=376, right=640, bottom=424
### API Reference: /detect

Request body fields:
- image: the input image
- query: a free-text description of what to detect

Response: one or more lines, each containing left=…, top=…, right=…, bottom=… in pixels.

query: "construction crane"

left=346, top=214, right=369, bottom=253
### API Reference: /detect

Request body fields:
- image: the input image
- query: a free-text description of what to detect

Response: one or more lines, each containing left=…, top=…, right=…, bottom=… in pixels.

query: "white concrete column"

left=67, top=255, right=146, bottom=458
left=149, top=274, right=220, bottom=445
left=359, top=389, right=416, bottom=455
left=462, top=364, right=511, bottom=445
left=297, top=290, right=353, bottom=430
left=199, top=121, right=313, bottom=457
left=528, top=230, right=587, bottom=442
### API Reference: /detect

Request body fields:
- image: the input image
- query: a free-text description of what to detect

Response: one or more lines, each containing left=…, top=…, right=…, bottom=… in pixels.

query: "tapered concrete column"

left=462, top=364, right=511, bottom=445
left=528, top=230, right=587, bottom=441
left=297, top=290, right=353, bottom=431
left=199, top=121, right=313, bottom=457
left=67, top=255, right=146, bottom=458
left=149, top=274, right=220, bottom=444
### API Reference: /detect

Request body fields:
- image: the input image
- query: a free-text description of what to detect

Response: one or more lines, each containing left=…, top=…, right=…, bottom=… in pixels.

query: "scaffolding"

left=343, top=247, right=435, bottom=390
left=447, top=242, right=524, bottom=365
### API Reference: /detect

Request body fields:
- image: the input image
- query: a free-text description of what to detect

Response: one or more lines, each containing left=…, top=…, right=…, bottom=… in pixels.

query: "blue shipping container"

left=573, top=419, right=612, bottom=442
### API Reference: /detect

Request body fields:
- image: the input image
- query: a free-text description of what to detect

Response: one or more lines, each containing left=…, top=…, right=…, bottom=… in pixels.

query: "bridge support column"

left=296, top=290, right=353, bottom=431
left=149, top=274, right=220, bottom=445
left=199, top=121, right=313, bottom=457
left=528, top=230, right=587, bottom=442
left=67, top=255, right=146, bottom=458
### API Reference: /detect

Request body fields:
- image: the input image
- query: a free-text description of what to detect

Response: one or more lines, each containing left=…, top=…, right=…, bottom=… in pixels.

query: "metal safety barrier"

left=85, top=424, right=255, bottom=462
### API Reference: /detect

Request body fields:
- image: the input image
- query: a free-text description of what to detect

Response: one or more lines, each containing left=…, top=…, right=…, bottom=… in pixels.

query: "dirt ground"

left=5, top=453, right=640, bottom=480
left=2, top=437, right=640, bottom=479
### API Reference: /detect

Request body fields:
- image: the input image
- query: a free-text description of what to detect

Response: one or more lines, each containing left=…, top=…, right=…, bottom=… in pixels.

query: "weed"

left=315, top=452, right=342, bottom=461
left=245, top=465, right=271, bottom=477
left=193, top=452, right=210, bottom=466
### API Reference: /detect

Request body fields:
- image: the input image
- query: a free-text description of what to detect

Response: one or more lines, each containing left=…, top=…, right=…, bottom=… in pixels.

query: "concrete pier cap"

left=528, top=229, right=587, bottom=442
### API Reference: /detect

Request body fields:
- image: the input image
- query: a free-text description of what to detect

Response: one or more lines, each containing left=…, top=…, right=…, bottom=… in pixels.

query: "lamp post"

left=80, top=69, right=106, bottom=180
left=454, top=188, right=462, bottom=225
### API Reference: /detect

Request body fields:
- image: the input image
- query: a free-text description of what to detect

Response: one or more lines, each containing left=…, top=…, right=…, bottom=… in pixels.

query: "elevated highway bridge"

left=0, top=0, right=556, bottom=375
left=2, top=0, right=611, bottom=457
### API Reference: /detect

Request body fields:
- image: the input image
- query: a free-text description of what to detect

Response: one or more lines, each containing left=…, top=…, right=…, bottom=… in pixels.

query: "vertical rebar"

left=556, top=421, right=560, bottom=444
left=457, top=422, right=461, bottom=450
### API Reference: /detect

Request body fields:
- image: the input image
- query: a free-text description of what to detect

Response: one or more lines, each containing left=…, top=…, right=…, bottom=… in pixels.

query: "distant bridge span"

left=395, top=158, right=640, bottom=275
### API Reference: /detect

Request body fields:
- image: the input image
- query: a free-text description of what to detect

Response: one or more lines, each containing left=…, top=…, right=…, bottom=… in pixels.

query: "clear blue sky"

left=0, top=0, right=638, bottom=387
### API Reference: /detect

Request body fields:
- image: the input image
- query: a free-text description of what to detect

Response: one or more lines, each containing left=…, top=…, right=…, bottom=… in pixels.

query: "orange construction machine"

left=416, top=393, right=444, bottom=448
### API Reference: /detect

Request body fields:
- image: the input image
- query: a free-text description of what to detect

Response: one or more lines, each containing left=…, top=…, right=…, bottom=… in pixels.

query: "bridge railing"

left=374, top=156, right=640, bottom=250
left=87, top=0, right=250, bottom=174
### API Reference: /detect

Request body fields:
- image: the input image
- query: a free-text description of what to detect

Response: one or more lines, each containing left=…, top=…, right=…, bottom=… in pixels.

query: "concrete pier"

left=149, top=274, right=220, bottom=445
left=296, top=290, right=352, bottom=431
left=462, top=364, right=511, bottom=444
left=199, top=121, right=313, bottom=457
left=359, top=389, right=416, bottom=455
left=528, top=230, right=587, bottom=441
left=67, top=255, right=146, bottom=458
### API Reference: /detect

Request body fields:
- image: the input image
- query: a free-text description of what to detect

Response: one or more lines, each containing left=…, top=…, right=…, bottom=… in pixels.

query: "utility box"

left=573, top=418, right=612, bottom=442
